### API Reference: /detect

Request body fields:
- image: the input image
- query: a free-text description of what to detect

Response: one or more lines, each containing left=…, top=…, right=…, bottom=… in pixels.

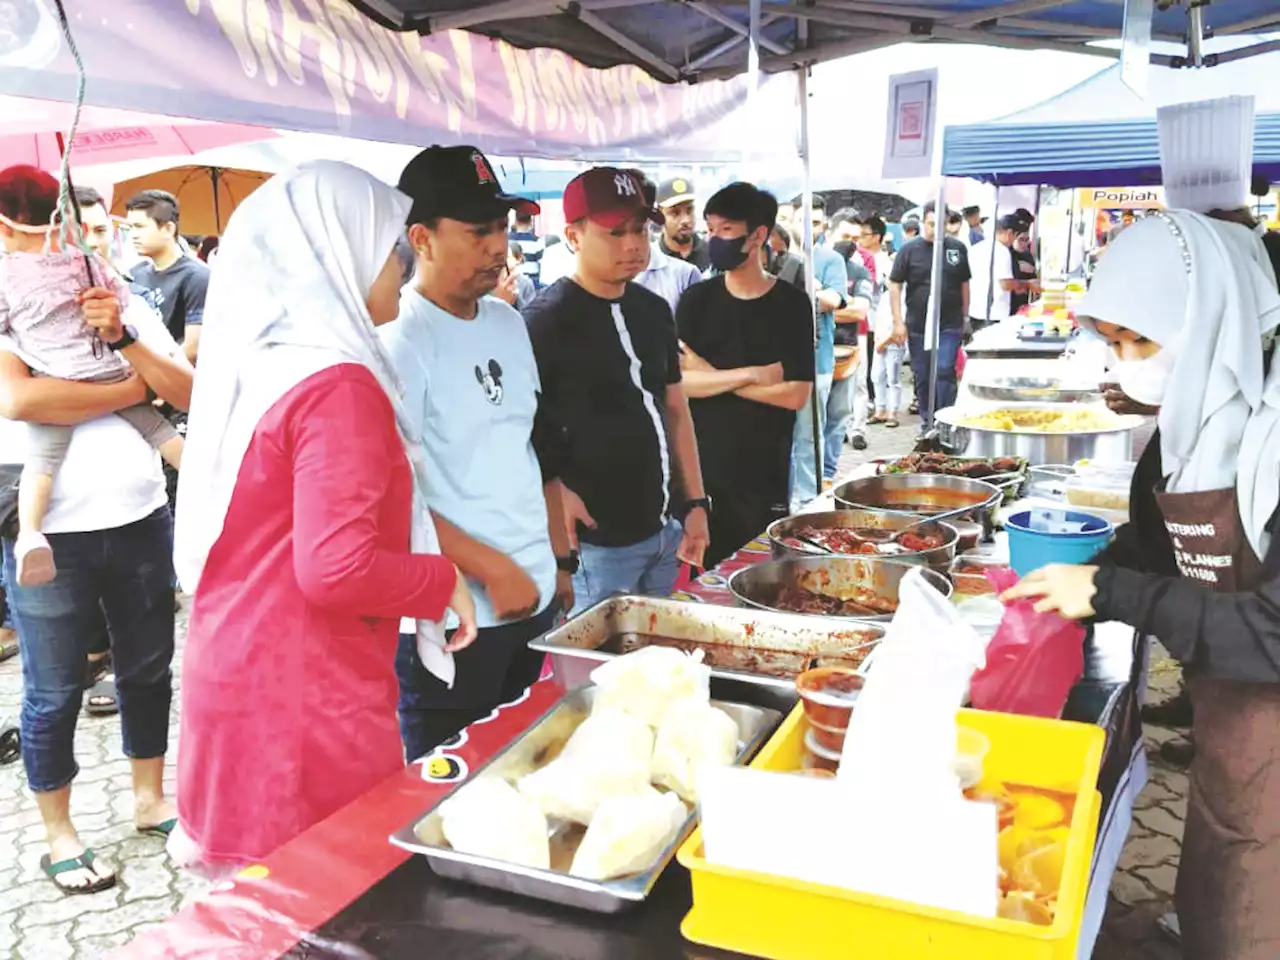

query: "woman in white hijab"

left=171, top=161, right=476, bottom=869
left=1005, top=209, right=1280, bottom=958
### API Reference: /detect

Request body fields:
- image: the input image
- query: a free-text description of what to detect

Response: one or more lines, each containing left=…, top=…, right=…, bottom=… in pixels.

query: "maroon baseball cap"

left=562, top=167, right=663, bottom=229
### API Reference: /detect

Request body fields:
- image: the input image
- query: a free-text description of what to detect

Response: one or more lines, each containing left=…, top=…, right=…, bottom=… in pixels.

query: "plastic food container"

left=1065, top=472, right=1130, bottom=513
left=801, top=729, right=841, bottom=773
left=949, top=519, right=984, bottom=552
left=808, top=717, right=848, bottom=753
left=678, top=705, right=1106, bottom=960
left=796, top=666, right=863, bottom=729
left=954, top=727, right=991, bottom=790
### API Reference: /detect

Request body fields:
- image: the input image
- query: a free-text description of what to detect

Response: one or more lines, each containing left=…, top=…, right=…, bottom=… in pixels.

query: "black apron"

left=1156, top=485, right=1280, bottom=960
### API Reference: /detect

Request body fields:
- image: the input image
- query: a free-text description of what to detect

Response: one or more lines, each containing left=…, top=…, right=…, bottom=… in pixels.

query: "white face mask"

left=1111, top=348, right=1175, bottom=407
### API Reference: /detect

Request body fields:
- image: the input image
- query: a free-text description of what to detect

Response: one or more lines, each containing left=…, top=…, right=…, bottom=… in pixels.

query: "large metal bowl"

left=967, top=376, right=1103, bottom=405
left=933, top=406, right=1145, bottom=463
left=766, top=509, right=958, bottom=571
left=833, top=473, right=1001, bottom=518
left=727, top=554, right=952, bottom=622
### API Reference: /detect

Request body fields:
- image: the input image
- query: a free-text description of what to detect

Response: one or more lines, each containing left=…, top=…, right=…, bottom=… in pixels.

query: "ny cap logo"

left=471, top=151, right=494, bottom=185
left=614, top=172, right=638, bottom=198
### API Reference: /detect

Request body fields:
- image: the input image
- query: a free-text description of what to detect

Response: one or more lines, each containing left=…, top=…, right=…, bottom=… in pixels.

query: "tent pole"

left=798, top=66, right=821, bottom=499
left=925, top=177, right=946, bottom=433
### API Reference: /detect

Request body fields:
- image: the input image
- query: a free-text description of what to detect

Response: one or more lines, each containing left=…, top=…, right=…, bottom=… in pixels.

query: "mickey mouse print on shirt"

left=475, top=359, right=504, bottom=405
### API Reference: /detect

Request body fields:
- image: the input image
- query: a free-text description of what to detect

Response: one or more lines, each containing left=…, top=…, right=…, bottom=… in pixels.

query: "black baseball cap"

left=656, top=176, right=696, bottom=208
left=398, top=145, right=539, bottom=226
left=962, top=205, right=987, bottom=222
left=1013, top=207, right=1035, bottom=226
left=997, top=213, right=1024, bottom=232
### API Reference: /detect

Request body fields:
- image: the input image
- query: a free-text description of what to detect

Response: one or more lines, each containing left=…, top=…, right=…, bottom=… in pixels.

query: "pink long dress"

left=177, top=364, right=455, bottom=865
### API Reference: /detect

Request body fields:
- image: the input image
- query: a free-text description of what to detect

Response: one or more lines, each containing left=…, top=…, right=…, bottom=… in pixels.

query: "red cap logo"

left=471, top=151, right=494, bottom=185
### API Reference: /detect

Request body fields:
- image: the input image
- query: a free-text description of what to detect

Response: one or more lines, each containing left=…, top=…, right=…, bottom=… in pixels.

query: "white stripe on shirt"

left=609, top=302, right=671, bottom=524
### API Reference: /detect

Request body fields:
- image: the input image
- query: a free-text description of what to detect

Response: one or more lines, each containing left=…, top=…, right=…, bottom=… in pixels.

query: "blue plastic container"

left=1005, top=509, right=1114, bottom=577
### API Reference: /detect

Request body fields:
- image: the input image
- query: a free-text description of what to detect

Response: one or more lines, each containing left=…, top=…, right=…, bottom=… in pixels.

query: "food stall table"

left=966, top=320, right=1070, bottom=360
left=118, top=537, right=1142, bottom=960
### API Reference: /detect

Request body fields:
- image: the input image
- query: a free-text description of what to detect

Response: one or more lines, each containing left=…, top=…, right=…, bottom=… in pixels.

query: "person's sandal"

left=41, top=850, right=116, bottom=896
left=884, top=418, right=900, bottom=429
left=136, top=817, right=178, bottom=839
left=84, top=678, right=119, bottom=717
left=0, top=629, right=17, bottom=663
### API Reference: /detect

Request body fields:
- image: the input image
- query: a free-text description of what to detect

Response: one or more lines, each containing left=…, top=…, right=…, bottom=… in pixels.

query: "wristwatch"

left=106, top=324, right=139, bottom=351
left=556, top=551, right=580, bottom=575
left=683, top=496, right=712, bottom=517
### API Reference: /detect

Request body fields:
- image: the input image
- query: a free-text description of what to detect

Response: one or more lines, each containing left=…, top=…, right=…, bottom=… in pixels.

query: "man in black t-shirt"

left=525, top=167, right=710, bottom=611
left=677, top=183, right=815, bottom=566
left=889, top=201, right=970, bottom=427
left=656, top=177, right=711, bottom=272
left=1009, top=207, right=1038, bottom=314
left=125, top=190, right=208, bottom=366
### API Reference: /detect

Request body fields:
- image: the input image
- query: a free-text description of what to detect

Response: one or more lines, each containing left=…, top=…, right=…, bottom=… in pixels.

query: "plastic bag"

left=589, top=647, right=711, bottom=728
left=570, top=787, right=687, bottom=881
left=650, top=699, right=740, bottom=803
left=968, top=569, right=1085, bottom=718
left=440, top=778, right=550, bottom=870
left=517, top=709, right=654, bottom=824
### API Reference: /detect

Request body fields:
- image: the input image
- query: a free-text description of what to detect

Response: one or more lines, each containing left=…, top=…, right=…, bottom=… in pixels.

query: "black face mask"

left=708, top=234, right=751, bottom=271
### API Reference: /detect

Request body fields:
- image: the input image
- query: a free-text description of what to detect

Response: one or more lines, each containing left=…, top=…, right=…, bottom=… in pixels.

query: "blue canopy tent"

left=942, top=48, right=1280, bottom=186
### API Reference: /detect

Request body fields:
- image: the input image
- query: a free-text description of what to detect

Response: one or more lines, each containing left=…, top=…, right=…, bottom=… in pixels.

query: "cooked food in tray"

left=602, top=631, right=879, bottom=677
left=779, top=525, right=947, bottom=557
left=957, top=408, right=1122, bottom=433
left=883, top=451, right=1026, bottom=479
left=771, top=583, right=898, bottom=618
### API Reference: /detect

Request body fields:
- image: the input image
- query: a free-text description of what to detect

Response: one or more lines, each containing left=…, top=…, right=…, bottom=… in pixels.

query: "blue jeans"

left=6, top=508, right=175, bottom=792
left=791, top=373, right=833, bottom=510
left=396, top=605, right=556, bottom=762
left=908, top=328, right=962, bottom=421
left=872, top=342, right=905, bottom=416
left=571, top=517, right=683, bottom=616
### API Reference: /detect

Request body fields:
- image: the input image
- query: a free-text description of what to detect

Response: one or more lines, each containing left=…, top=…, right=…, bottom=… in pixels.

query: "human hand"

left=484, top=554, right=541, bottom=621
left=553, top=569, right=575, bottom=614
left=1100, top=383, right=1159, bottom=417
left=677, top=506, right=710, bottom=569
left=891, top=322, right=908, bottom=346
left=494, top=268, right=519, bottom=306
left=1000, top=564, right=1099, bottom=620
left=445, top=564, right=479, bottom=651
left=751, top=362, right=784, bottom=387
left=679, top=342, right=714, bottom=372
left=79, top=287, right=123, bottom=342
left=560, top=485, right=597, bottom=550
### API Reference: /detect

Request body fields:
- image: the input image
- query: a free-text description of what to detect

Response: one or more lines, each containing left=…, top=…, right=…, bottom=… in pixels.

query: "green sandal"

left=136, top=817, right=178, bottom=839
left=40, top=849, right=116, bottom=895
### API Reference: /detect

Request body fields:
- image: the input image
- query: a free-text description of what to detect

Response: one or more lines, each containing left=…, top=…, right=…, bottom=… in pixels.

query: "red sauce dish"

left=796, top=666, right=864, bottom=730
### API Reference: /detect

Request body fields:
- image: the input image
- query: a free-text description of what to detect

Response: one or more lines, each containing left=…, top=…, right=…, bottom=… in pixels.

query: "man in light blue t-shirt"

left=381, top=146, right=575, bottom=761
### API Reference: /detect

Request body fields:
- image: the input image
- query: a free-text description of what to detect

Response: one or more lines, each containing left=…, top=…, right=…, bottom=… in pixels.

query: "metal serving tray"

left=528, top=595, right=884, bottom=696
left=389, top=686, right=781, bottom=913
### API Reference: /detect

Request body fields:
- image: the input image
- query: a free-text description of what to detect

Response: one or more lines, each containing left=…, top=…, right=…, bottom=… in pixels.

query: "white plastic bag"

left=517, top=709, right=654, bottom=824
left=439, top=778, right=549, bottom=870
left=589, top=647, right=711, bottom=727
left=650, top=698, right=740, bottom=803
left=570, top=786, right=687, bottom=881
left=839, top=568, right=989, bottom=791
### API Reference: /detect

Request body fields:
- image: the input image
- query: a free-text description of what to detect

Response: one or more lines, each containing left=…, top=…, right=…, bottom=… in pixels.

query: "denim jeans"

left=908, top=328, right=963, bottom=421
left=571, top=517, right=683, bottom=616
left=872, top=343, right=905, bottom=416
left=6, top=507, right=175, bottom=792
left=396, top=605, right=556, bottom=762
left=790, top=372, right=833, bottom=510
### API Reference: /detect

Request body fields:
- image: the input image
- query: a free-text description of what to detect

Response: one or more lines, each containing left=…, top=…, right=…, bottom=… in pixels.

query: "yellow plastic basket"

left=678, top=705, right=1105, bottom=960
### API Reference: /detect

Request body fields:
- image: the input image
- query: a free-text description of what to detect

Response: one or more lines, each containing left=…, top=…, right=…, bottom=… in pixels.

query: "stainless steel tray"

left=389, top=686, right=781, bottom=913
left=968, top=376, right=1102, bottom=404
left=529, top=595, right=883, bottom=694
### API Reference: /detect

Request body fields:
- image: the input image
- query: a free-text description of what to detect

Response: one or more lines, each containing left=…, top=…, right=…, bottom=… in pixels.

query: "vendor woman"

left=171, top=162, right=477, bottom=870
left=1005, top=203, right=1280, bottom=958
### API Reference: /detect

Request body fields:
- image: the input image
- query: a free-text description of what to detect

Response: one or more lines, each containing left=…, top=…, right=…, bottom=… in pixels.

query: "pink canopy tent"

left=0, top=94, right=276, bottom=173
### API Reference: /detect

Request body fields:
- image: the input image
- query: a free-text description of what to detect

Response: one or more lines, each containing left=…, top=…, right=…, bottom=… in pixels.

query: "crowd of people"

left=0, top=149, right=1039, bottom=893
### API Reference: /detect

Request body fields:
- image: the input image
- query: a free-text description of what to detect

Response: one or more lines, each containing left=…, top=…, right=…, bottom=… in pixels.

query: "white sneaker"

left=15, top=532, right=56, bottom=587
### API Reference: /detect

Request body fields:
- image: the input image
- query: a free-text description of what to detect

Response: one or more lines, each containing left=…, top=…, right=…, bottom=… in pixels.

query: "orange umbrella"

left=110, top=165, right=271, bottom=236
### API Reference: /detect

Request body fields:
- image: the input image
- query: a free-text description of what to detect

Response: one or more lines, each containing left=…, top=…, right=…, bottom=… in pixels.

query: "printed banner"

left=0, top=0, right=796, bottom=162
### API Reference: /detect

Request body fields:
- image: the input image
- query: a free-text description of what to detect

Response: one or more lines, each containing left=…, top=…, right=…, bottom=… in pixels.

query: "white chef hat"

left=1157, top=95, right=1256, bottom=213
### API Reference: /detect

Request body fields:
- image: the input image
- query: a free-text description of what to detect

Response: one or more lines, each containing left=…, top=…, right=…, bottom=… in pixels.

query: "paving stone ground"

left=0, top=413, right=1188, bottom=958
